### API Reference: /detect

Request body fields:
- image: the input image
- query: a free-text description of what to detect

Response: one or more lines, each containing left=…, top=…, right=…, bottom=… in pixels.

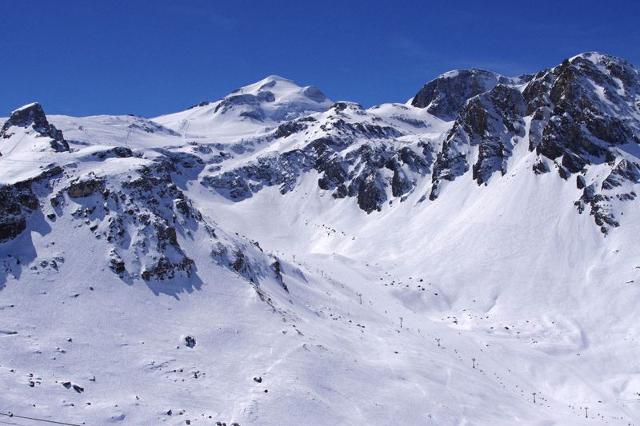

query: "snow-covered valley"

left=1, top=52, right=640, bottom=425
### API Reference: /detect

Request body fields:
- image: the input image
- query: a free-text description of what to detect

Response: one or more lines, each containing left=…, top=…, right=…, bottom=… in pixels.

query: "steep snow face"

left=153, top=75, right=332, bottom=140
left=1, top=53, right=640, bottom=426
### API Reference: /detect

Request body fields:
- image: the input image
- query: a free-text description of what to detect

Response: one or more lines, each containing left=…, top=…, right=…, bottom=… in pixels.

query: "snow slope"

left=153, top=75, right=332, bottom=142
left=1, top=53, right=640, bottom=425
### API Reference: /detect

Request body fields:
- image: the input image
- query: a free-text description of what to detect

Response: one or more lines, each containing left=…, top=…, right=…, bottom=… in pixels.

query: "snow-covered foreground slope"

left=1, top=53, right=640, bottom=425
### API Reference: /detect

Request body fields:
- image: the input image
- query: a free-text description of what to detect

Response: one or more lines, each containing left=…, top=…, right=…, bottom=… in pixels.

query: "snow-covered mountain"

left=1, top=52, right=640, bottom=425
left=154, top=75, right=332, bottom=140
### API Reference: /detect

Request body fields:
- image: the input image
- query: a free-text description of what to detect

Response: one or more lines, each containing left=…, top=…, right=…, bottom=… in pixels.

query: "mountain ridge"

left=0, top=51, right=639, bottom=425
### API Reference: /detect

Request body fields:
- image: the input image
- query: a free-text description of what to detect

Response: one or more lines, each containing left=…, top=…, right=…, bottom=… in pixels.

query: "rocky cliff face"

left=196, top=53, right=640, bottom=232
left=0, top=167, right=62, bottom=242
left=201, top=101, right=437, bottom=213
left=410, top=69, right=524, bottom=120
left=0, top=102, right=69, bottom=152
left=430, top=84, right=527, bottom=199
left=525, top=52, right=640, bottom=173
left=422, top=52, right=640, bottom=232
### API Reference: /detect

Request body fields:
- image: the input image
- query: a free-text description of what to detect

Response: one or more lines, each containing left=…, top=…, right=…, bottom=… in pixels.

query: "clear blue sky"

left=1, top=0, right=638, bottom=117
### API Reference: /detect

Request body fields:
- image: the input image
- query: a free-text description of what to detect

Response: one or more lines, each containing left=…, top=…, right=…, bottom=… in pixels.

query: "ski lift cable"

left=0, top=158, right=57, bottom=165
left=0, top=419, right=27, bottom=426
left=2, top=134, right=27, bottom=158
left=0, top=411, right=83, bottom=426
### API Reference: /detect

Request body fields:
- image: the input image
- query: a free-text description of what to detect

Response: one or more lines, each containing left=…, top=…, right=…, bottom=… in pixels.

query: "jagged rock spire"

left=1, top=102, right=69, bottom=152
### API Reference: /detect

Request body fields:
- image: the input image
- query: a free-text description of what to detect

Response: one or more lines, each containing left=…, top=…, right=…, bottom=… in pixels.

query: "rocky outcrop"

left=203, top=135, right=434, bottom=214
left=0, top=186, right=31, bottom=242
left=0, top=103, right=69, bottom=152
left=575, top=183, right=619, bottom=234
left=202, top=100, right=434, bottom=213
left=214, top=91, right=276, bottom=121
left=0, top=167, right=62, bottom=243
left=430, top=84, right=526, bottom=199
left=67, top=177, right=105, bottom=198
left=411, top=69, right=520, bottom=120
left=91, top=146, right=134, bottom=160
left=571, top=158, right=640, bottom=234
left=601, top=159, right=640, bottom=190
left=354, top=171, right=387, bottom=213
left=202, top=150, right=315, bottom=201
left=524, top=53, right=639, bottom=175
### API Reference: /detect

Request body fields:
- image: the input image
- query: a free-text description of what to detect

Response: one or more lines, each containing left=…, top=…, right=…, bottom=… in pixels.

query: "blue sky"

left=1, top=0, right=638, bottom=117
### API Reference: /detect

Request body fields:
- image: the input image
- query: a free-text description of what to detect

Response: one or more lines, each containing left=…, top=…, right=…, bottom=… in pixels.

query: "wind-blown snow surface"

left=1, top=58, right=640, bottom=425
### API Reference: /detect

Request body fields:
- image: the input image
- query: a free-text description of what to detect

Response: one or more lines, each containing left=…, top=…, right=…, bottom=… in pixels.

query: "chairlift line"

left=0, top=411, right=83, bottom=426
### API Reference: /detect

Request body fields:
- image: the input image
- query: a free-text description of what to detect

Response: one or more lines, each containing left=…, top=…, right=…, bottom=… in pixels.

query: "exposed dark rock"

left=0, top=167, right=62, bottom=243
left=602, top=160, right=640, bottom=190
left=1, top=103, right=69, bottom=151
left=67, top=178, right=105, bottom=198
left=556, top=164, right=571, bottom=180
left=184, top=336, right=196, bottom=348
left=525, top=53, right=639, bottom=178
left=0, top=188, right=29, bottom=242
left=109, top=250, right=126, bottom=275
left=211, top=244, right=256, bottom=283
left=94, top=158, right=206, bottom=281
left=141, top=256, right=194, bottom=281
left=354, top=171, right=387, bottom=213
left=533, top=159, right=550, bottom=174
left=575, top=183, right=619, bottom=233
left=271, top=260, right=288, bottom=292
left=411, top=69, right=518, bottom=119
left=202, top=150, right=315, bottom=201
left=273, top=117, right=316, bottom=139
left=317, top=159, right=349, bottom=191
left=431, top=84, right=526, bottom=198
left=215, top=92, right=275, bottom=120
left=202, top=106, right=432, bottom=213
left=92, top=146, right=134, bottom=160
left=188, top=101, right=211, bottom=109
left=390, top=163, right=413, bottom=197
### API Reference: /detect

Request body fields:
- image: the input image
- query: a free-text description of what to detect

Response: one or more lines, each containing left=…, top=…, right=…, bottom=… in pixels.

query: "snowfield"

left=1, top=53, right=640, bottom=425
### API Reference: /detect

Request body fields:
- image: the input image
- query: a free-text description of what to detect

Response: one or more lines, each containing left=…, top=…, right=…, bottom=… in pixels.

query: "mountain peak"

left=5, top=102, right=47, bottom=128
left=217, top=75, right=331, bottom=121
left=436, top=68, right=499, bottom=80
left=0, top=102, right=68, bottom=151
left=259, top=74, right=294, bottom=84
left=568, top=51, right=628, bottom=65
left=232, top=75, right=299, bottom=95
left=11, top=101, right=42, bottom=115
left=411, top=69, right=514, bottom=120
left=231, top=75, right=329, bottom=103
